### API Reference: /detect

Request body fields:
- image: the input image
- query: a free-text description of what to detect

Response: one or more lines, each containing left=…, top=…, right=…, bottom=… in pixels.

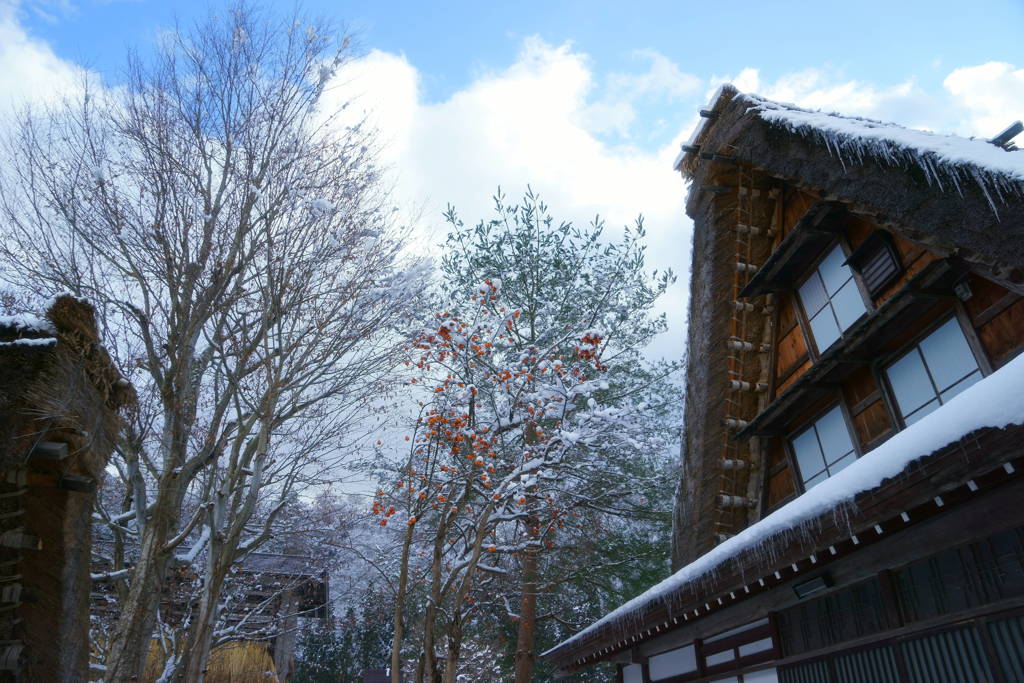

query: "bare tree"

left=0, top=5, right=424, bottom=681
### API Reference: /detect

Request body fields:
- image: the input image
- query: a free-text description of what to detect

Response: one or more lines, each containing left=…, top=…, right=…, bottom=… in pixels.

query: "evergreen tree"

left=376, top=188, right=680, bottom=682
left=293, top=620, right=346, bottom=683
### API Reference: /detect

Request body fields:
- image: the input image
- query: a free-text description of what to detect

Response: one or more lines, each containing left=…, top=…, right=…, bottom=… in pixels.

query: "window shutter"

left=845, top=231, right=902, bottom=297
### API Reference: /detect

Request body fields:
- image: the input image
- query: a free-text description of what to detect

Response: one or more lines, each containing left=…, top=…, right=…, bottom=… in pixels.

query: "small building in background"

left=0, top=295, right=133, bottom=680
left=362, top=668, right=393, bottom=683
left=543, top=86, right=1024, bottom=681
left=90, top=547, right=329, bottom=681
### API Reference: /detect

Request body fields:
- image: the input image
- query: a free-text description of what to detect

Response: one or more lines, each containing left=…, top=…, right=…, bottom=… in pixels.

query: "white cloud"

left=583, top=49, right=702, bottom=137
left=710, top=63, right=1024, bottom=141
left=0, top=2, right=86, bottom=115
left=2, top=4, right=1019, bottom=364
left=943, top=62, right=1024, bottom=138
left=336, top=37, right=694, bottom=360
left=709, top=67, right=940, bottom=131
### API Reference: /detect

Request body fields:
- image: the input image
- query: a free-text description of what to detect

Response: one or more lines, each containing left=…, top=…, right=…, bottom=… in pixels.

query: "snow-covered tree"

left=0, top=5, right=425, bottom=681
left=377, top=189, right=680, bottom=683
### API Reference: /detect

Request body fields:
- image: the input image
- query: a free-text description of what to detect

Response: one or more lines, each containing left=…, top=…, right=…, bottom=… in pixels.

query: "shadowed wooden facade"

left=542, top=86, right=1024, bottom=682
left=0, top=296, right=133, bottom=681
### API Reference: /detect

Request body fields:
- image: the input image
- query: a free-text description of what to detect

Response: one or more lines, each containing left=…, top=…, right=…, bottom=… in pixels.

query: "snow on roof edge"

left=672, top=84, right=729, bottom=171
left=0, top=337, right=56, bottom=347
left=546, top=351, right=1024, bottom=657
left=0, top=313, right=56, bottom=335
left=671, top=86, right=1024, bottom=203
left=740, top=93, right=1024, bottom=192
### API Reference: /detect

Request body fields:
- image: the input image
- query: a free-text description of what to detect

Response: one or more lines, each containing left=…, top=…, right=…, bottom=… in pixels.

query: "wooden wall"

left=760, top=206, right=1024, bottom=512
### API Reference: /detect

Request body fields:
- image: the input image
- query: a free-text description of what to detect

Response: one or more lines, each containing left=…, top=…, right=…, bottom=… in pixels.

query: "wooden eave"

left=545, top=424, right=1024, bottom=674
left=739, top=202, right=845, bottom=299
left=736, top=257, right=966, bottom=439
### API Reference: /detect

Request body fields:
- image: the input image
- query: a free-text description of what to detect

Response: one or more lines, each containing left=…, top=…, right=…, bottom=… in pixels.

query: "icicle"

left=971, top=167, right=1000, bottom=217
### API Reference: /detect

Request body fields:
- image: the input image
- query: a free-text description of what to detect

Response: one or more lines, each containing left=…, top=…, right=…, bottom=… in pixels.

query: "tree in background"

left=293, top=597, right=392, bottom=683
left=441, top=190, right=680, bottom=682
left=0, top=4, right=424, bottom=680
left=376, top=190, right=680, bottom=682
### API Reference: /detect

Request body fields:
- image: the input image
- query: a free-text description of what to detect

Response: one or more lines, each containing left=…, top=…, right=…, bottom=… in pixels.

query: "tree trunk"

left=420, top=521, right=447, bottom=683
left=513, top=546, right=539, bottom=683
left=102, top=500, right=176, bottom=682
left=172, top=554, right=229, bottom=683
left=391, top=523, right=415, bottom=683
left=272, top=590, right=301, bottom=680
left=441, top=614, right=463, bottom=683
left=439, top=504, right=494, bottom=682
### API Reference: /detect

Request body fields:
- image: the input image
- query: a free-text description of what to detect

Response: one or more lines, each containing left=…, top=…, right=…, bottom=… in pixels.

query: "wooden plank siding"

left=759, top=210, right=1024, bottom=516
left=778, top=189, right=820, bottom=242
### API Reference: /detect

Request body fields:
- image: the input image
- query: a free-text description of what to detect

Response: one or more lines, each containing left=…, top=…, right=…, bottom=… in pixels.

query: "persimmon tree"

left=377, top=190, right=680, bottom=683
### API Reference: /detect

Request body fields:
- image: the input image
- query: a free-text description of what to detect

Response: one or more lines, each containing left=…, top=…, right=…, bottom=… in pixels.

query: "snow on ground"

left=547, top=350, right=1024, bottom=654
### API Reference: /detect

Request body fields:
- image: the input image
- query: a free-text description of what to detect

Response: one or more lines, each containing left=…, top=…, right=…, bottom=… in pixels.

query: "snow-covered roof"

left=0, top=313, right=56, bottom=336
left=675, top=86, right=1024, bottom=196
left=546, top=350, right=1024, bottom=656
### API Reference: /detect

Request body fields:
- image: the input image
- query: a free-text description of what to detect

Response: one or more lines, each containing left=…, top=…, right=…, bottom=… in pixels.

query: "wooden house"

left=0, top=295, right=132, bottom=680
left=541, top=85, right=1024, bottom=682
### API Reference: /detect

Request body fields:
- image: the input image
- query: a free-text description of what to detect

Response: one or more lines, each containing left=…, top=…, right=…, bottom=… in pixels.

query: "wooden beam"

left=0, top=531, right=40, bottom=550
left=59, top=475, right=96, bottom=494
left=30, top=442, right=69, bottom=461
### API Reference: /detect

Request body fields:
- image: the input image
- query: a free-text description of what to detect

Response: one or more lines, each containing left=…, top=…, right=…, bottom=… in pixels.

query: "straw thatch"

left=672, top=85, right=1024, bottom=570
left=0, top=295, right=133, bottom=680
left=681, top=85, right=1024, bottom=291
left=0, top=295, right=134, bottom=474
left=133, top=640, right=280, bottom=683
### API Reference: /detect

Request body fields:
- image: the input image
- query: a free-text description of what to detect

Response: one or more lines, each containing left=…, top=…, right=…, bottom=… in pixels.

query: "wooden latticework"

left=712, top=164, right=780, bottom=543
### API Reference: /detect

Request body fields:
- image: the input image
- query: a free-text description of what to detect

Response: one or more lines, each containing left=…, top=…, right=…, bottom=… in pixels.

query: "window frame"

left=785, top=399, right=863, bottom=495
left=794, top=239, right=874, bottom=359
left=877, top=309, right=992, bottom=430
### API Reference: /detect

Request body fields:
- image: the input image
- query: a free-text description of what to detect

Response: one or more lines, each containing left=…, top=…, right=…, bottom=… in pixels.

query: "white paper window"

left=704, top=617, right=770, bottom=644
left=744, top=669, right=780, bottom=683
left=798, top=245, right=867, bottom=353
left=739, top=637, right=774, bottom=657
left=790, top=405, right=857, bottom=490
left=706, top=649, right=736, bottom=666
left=622, top=663, right=643, bottom=683
left=649, top=644, right=697, bottom=680
left=886, top=317, right=982, bottom=426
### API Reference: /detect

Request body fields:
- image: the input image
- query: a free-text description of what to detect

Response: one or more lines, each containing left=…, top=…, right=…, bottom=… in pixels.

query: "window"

left=649, top=645, right=697, bottom=680
left=622, top=663, right=643, bottom=683
left=701, top=618, right=778, bottom=675
left=884, top=317, right=982, bottom=426
left=798, top=245, right=868, bottom=353
left=790, top=405, right=857, bottom=490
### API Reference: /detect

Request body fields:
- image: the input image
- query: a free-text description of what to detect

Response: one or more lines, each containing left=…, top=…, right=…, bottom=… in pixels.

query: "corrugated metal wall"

left=778, top=660, right=828, bottom=683
left=833, top=646, right=900, bottom=683
left=777, top=617, right=1024, bottom=683
left=901, top=626, right=994, bottom=682
left=988, top=614, right=1024, bottom=682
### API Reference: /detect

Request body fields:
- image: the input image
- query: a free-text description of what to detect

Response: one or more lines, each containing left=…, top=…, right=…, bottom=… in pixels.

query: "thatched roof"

left=0, top=295, right=133, bottom=473
left=678, top=85, right=1024, bottom=290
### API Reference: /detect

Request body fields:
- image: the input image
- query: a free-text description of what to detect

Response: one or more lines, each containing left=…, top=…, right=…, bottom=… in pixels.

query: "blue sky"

left=17, top=1, right=1024, bottom=147
left=3, top=0, right=1023, bottom=358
